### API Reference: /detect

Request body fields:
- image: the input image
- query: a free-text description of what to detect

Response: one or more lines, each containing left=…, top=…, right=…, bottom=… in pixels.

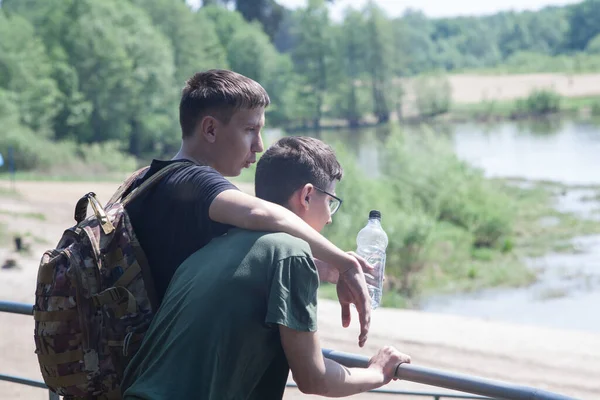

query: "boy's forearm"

left=244, top=200, right=353, bottom=271
left=305, top=359, right=383, bottom=397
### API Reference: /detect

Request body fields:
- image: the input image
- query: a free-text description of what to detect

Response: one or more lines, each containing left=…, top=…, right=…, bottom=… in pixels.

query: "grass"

left=450, top=94, right=600, bottom=121
left=0, top=209, right=46, bottom=221
left=0, top=185, right=20, bottom=198
left=0, top=171, right=126, bottom=183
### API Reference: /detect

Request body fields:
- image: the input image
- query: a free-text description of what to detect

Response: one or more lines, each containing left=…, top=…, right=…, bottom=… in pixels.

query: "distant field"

left=399, top=73, right=600, bottom=116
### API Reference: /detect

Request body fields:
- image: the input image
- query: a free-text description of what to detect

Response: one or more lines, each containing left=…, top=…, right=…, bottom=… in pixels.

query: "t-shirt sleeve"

left=265, top=255, right=319, bottom=332
left=187, top=166, right=238, bottom=225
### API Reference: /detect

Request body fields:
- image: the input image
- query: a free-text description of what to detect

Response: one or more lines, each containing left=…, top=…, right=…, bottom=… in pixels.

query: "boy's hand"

left=336, top=252, right=374, bottom=347
left=368, top=346, right=411, bottom=385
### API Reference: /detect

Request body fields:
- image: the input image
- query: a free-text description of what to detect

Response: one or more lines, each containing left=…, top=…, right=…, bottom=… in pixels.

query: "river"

left=273, top=118, right=600, bottom=333
left=426, top=119, right=600, bottom=333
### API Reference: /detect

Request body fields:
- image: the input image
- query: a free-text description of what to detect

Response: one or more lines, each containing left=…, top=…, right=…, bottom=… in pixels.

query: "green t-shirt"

left=121, top=229, right=319, bottom=400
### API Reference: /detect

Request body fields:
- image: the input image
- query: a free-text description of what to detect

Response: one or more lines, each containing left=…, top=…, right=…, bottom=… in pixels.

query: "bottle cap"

left=369, top=210, right=381, bottom=220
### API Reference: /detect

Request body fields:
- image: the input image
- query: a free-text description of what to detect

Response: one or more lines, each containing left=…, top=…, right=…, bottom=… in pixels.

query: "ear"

left=300, top=183, right=315, bottom=211
left=198, top=115, right=218, bottom=143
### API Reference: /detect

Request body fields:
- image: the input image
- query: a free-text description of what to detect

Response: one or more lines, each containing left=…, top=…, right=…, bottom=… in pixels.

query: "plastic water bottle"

left=356, top=210, right=388, bottom=309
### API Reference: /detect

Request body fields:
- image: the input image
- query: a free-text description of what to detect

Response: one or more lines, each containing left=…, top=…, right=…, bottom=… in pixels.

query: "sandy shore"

left=0, top=180, right=598, bottom=399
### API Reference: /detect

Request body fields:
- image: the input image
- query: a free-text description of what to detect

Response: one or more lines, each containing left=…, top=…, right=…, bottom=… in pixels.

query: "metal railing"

left=0, top=301, right=577, bottom=400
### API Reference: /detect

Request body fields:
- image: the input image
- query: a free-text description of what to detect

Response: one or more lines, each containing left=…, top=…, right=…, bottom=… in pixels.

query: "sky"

left=188, top=0, right=581, bottom=20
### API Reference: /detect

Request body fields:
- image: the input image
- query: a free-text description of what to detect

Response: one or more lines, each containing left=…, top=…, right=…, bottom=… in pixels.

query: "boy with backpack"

left=33, top=70, right=373, bottom=399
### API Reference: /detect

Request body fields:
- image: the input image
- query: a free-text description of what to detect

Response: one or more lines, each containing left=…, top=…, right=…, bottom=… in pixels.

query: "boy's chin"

left=222, top=168, right=242, bottom=178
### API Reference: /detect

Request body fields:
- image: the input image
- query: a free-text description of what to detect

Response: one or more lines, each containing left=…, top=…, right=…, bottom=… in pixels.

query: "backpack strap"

left=107, top=166, right=151, bottom=207
left=73, top=167, right=150, bottom=226
left=73, top=162, right=192, bottom=230
left=118, top=161, right=193, bottom=207
left=74, top=192, right=115, bottom=234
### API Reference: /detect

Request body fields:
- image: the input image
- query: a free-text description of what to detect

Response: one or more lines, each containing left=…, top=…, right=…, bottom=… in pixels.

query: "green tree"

left=393, top=10, right=436, bottom=75
left=0, top=10, right=61, bottom=137
left=498, top=13, right=533, bottom=58
left=5, top=0, right=178, bottom=155
left=567, top=0, right=600, bottom=50
left=364, top=2, right=394, bottom=123
left=235, top=0, right=285, bottom=41
left=334, top=9, right=367, bottom=127
left=198, top=5, right=247, bottom=51
left=586, top=33, right=600, bottom=54
left=226, top=22, right=277, bottom=83
left=129, top=0, right=228, bottom=84
left=224, top=21, right=299, bottom=125
left=527, top=8, right=569, bottom=54
left=291, top=0, right=337, bottom=130
left=2, top=0, right=94, bottom=141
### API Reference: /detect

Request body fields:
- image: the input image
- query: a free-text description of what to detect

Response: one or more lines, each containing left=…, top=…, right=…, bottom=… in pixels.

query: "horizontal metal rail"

left=286, top=381, right=491, bottom=399
left=0, top=373, right=59, bottom=399
left=0, top=301, right=579, bottom=399
left=321, top=349, right=576, bottom=400
left=0, top=301, right=33, bottom=315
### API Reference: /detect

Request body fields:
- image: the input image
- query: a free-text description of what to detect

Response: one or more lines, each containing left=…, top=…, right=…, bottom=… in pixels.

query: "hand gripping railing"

left=0, top=301, right=578, bottom=400
left=321, top=350, right=576, bottom=400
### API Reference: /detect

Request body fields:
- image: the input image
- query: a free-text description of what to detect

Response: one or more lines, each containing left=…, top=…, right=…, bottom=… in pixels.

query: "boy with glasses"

left=121, top=136, right=410, bottom=399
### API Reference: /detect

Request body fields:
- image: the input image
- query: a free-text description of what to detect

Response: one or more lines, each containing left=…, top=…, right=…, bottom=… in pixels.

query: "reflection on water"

left=452, top=119, right=600, bottom=185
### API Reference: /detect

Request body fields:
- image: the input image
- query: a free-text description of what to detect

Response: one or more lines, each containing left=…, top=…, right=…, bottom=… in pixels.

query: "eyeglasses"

left=314, top=186, right=343, bottom=215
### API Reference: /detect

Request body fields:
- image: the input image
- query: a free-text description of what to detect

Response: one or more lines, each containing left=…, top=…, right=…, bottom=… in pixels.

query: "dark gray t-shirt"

left=124, top=159, right=237, bottom=302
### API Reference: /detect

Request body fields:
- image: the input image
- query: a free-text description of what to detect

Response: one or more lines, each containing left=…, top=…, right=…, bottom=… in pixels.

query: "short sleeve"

left=265, top=256, right=319, bottom=332
left=185, top=166, right=238, bottom=224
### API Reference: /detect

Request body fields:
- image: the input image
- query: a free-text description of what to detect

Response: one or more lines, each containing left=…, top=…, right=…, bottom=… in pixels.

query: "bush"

left=323, top=125, right=516, bottom=300
left=514, top=89, right=561, bottom=116
left=0, top=125, right=79, bottom=171
left=591, top=101, right=600, bottom=117
left=77, top=141, right=138, bottom=174
left=0, top=113, right=136, bottom=176
left=413, top=72, right=452, bottom=118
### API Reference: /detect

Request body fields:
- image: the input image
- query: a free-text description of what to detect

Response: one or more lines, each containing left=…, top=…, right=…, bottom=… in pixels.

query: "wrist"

left=365, top=366, right=387, bottom=387
left=335, top=253, right=357, bottom=273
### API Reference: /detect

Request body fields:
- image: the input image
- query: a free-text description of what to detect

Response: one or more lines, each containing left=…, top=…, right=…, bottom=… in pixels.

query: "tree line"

left=1, top=0, right=600, bottom=161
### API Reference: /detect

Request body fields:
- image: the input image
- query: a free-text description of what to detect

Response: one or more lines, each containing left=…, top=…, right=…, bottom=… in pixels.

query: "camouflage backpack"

left=33, top=163, right=182, bottom=399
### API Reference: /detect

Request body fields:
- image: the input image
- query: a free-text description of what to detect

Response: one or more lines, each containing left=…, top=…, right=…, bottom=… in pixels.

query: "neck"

left=174, top=142, right=211, bottom=167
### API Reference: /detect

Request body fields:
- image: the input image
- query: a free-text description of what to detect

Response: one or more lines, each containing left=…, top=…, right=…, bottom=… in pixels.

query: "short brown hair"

left=179, top=69, right=270, bottom=138
left=255, top=136, right=343, bottom=206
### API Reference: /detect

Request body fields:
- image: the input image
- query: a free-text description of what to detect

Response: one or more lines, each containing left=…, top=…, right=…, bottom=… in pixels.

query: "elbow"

left=294, top=374, right=329, bottom=396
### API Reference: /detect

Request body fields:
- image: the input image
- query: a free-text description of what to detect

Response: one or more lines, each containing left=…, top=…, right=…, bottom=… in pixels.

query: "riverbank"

left=448, top=94, right=600, bottom=123
left=279, top=73, right=600, bottom=132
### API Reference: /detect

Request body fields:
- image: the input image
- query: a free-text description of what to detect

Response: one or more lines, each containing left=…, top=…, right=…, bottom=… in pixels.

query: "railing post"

left=49, top=390, right=60, bottom=400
